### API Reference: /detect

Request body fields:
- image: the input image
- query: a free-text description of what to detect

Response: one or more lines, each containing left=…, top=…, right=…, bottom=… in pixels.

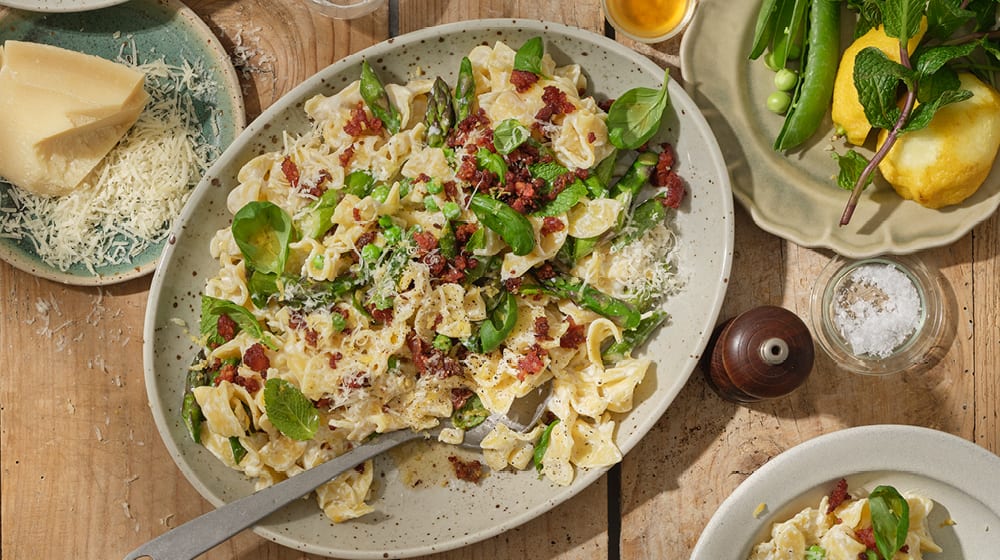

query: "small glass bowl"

left=307, top=0, right=385, bottom=19
left=809, top=254, right=945, bottom=376
left=602, top=0, right=697, bottom=44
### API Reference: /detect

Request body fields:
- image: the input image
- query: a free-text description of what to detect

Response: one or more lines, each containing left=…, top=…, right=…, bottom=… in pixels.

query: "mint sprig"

left=263, top=378, right=320, bottom=441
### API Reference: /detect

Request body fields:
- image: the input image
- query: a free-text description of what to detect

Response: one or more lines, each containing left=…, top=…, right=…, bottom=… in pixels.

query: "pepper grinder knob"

left=703, top=305, right=814, bottom=403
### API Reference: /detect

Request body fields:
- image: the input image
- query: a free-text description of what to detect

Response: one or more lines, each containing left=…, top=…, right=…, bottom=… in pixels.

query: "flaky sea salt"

left=832, top=263, right=921, bottom=358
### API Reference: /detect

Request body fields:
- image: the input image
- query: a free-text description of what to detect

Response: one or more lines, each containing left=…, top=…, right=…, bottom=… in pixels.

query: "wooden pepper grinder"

left=703, top=306, right=814, bottom=403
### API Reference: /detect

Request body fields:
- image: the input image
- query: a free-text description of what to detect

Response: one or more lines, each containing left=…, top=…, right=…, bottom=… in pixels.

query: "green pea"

left=361, top=243, right=382, bottom=262
left=424, top=197, right=439, bottom=212
left=766, top=91, right=792, bottom=114
left=383, top=225, right=402, bottom=243
left=378, top=215, right=394, bottom=228
left=441, top=201, right=462, bottom=220
left=763, top=51, right=781, bottom=71
left=774, top=68, right=798, bottom=92
left=426, top=179, right=443, bottom=194
left=371, top=184, right=390, bottom=203
left=432, top=334, right=452, bottom=352
left=310, top=254, right=325, bottom=270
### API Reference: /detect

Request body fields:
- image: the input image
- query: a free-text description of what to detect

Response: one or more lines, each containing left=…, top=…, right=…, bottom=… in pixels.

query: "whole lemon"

left=878, top=73, right=1000, bottom=209
left=831, top=21, right=926, bottom=146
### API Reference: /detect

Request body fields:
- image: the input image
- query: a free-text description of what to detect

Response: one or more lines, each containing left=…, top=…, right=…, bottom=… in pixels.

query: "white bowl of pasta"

left=143, top=18, right=733, bottom=558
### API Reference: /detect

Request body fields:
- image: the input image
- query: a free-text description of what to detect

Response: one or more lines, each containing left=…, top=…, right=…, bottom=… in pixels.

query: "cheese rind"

left=0, top=41, right=149, bottom=196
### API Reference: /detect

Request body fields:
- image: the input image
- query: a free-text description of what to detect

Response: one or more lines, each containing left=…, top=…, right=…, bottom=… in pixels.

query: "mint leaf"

left=529, top=161, right=570, bottom=185
left=493, top=119, right=530, bottom=154
left=804, top=545, right=827, bottom=560
left=903, top=86, right=972, bottom=132
left=834, top=150, right=874, bottom=192
left=882, top=0, right=925, bottom=42
left=854, top=47, right=912, bottom=130
left=532, top=179, right=587, bottom=217
left=263, top=378, right=320, bottom=441
left=926, top=0, right=975, bottom=39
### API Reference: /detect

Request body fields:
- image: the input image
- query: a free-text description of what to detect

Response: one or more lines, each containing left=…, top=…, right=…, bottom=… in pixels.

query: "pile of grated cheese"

left=0, top=54, right=221, bottom=274
left=608, top=219, right=684, bottom=305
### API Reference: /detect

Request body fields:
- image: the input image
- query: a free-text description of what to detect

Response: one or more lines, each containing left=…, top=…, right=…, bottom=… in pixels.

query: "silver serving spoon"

left=124, top=384, right=551, bottom=560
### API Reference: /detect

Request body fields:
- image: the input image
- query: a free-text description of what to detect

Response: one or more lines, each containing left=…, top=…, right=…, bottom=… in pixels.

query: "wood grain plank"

left=974, top=213, right=1000, bottom=454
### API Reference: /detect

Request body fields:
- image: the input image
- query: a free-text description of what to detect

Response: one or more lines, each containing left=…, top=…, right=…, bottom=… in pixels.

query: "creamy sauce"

left=605, top=0, right=690, bottom=40
left=388, top=439, right=489, bottom=488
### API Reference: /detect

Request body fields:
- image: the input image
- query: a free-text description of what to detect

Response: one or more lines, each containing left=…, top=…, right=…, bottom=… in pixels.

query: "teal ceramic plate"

left=0, top=0, right=244, bottom=285
left=0, top=0, right=128, bottom=12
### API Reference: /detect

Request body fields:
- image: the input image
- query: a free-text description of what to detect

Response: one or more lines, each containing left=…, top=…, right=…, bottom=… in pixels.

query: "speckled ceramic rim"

left=144, top=19, right=734, bottom=558
left=601, top=0, right=697, bottom=43
left=0, top=0, right=245, bottom=286
left=808, top=254, right=945, bottom=376
left=690, top=425, right=1000, bottom=559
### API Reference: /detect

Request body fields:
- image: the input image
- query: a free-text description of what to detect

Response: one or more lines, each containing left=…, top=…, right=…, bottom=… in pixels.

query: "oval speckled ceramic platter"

left=680, top=0, right=1000, bottom=259
left=0, top=0, right=244, bottom=285
left=0, top=0, right=127, bottom=12
left=144, top=19, right=734, bottom=559
left=692, top=425, right=1000, bottom=559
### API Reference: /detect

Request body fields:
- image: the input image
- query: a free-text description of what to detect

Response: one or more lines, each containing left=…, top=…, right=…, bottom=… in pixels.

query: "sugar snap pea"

left=469, top=193, right=535, bottom=256
left=773, top=0, right=840, bottom=151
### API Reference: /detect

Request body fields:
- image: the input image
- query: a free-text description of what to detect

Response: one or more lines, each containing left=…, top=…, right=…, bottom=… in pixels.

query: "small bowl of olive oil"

left=602, top=0, right=696, bottom=43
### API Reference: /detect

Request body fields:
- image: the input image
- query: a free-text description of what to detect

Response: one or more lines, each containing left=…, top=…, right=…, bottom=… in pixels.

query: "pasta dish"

left=750, top=479, right=942, bottom=560
left=182, top=38, right=686, bottom=523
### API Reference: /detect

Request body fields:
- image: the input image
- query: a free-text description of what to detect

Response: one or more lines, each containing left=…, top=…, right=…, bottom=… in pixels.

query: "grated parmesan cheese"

left=607, top=220, right=683, bottom=305
left=0, top=52, right=221, bottom=273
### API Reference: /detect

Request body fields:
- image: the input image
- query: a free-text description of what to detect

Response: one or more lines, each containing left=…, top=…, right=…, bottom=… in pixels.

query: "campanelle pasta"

left=183, top=39, right=686, bottom=523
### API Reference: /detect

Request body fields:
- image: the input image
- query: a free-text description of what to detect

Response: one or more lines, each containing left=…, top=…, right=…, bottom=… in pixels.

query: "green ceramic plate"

left=0, top=0, right=244, bottom=285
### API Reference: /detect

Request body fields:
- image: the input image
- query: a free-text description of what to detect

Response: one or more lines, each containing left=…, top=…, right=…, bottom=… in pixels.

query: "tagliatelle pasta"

left=182, top=39, right=687, bottom=523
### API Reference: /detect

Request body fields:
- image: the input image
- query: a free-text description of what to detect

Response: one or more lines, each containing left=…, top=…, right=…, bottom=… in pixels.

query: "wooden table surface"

left=2, top=1, right=998, bottom=559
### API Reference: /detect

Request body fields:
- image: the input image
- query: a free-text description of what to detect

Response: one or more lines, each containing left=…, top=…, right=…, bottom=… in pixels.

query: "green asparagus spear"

left=611, top=194, right=668, bottom=251
left=360, top=60, right=401, bottom=134
left=540, top=274, right=641, bottom=329
left=454, top=56, right=475, bottom=122
left=425, top=76, right=455, bottom=147
left=602, top=310, right=668, bottom=364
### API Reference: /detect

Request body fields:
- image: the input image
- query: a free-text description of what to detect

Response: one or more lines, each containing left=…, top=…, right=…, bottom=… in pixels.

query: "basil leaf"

left=360, top=59, right=401, bottom=134
left=200, top=295, right=276, bottom=349
left=513, top=37, right=544, bottom=76
left=606, top=68, right=671, bottom=150
left=452, top=394, right=489, bottom=430
left=479, top=290, right=518, bottom=352
left=232, top=201, right=295, bottom=276
left=247, top=270, right=279, bottom=309
left=263, top=378, right=320, bottom=441
left=493, top=118, right=530, bottom=154
left=476, top=148, right=508, bottom=183
left=869, top=485, right=910, bottom=560
left=532, top=179, right=587, bottom=217
left=533, top=419, right=560, bottom=472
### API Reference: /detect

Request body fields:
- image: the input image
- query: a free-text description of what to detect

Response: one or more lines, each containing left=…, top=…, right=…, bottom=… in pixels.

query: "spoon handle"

left=123, top=430, right=419, bottom=560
